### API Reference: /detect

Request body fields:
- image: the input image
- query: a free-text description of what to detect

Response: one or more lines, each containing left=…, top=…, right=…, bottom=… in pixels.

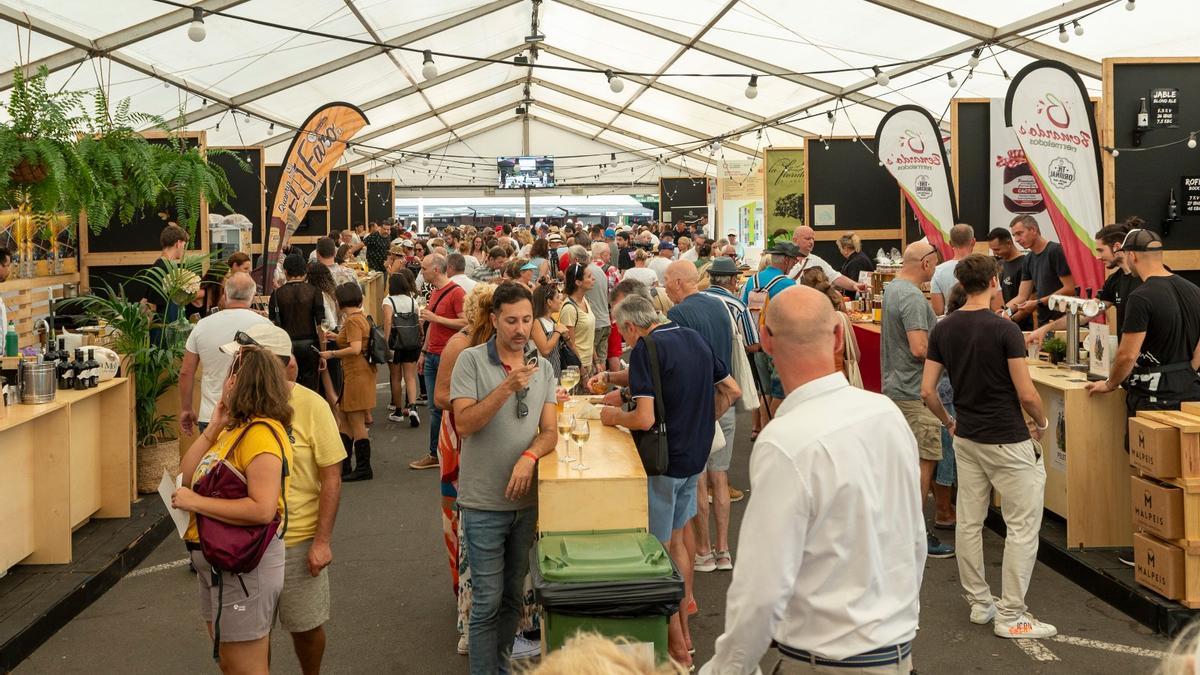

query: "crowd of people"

left=158, top=210, right=1200, bottom=674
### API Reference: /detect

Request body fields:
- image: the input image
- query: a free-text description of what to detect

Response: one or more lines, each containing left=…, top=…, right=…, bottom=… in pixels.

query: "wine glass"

left=557, top=412, right=576, bottom=463
left=571, top=418, right=591, bottom=471
left=561, top=366, right=580, bottom=396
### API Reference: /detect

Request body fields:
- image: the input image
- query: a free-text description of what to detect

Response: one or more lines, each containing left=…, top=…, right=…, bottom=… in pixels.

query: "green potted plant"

left=76, top=92, right=168, bottom=233
left=152, top=138, right=243, bottom=236
left=1043, top=335, right=1068, bottom=365
left=63, top=255, right=206, bottom=492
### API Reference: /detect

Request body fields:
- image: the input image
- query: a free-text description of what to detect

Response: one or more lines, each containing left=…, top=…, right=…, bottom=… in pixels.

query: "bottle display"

left=62, top=349, right=76, bottom=390
left=73, top=349, right=87, bottom=391
left=85, top=348, right=98, bottom=388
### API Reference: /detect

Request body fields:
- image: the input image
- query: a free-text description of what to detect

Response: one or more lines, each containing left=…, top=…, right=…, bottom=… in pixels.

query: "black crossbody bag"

left=632, top=333, right=669, bottom=476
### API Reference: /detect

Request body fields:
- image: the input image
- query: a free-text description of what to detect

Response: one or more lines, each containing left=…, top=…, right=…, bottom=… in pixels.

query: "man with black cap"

left=1087, top=228, right=1200, bottom=414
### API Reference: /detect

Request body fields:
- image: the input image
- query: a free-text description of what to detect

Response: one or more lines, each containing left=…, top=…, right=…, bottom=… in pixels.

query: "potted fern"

left=63, top=255, right=206, bottom=492
left=153, top=137, right=243, bottom=236
left=76, top=92, right=168, bottom=233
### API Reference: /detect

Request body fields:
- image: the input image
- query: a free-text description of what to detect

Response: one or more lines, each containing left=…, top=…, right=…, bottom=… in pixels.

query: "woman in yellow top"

left=173, top=343, right=293, bottom=674
left=560, top=262, right=598, bottom=381
left=321, top=281, right=375, bottom=482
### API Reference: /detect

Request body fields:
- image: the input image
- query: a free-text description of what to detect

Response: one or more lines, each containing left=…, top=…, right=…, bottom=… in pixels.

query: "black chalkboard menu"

left=1151, top=87, right=1180, bottom=128
left=1183, top=176, right=1200, bottom=215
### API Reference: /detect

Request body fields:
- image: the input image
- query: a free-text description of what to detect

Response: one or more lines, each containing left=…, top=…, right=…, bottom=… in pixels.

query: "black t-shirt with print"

left=1096, top=270, right=1142, bottom=337
left=999, top=255, right=1032, bottom=331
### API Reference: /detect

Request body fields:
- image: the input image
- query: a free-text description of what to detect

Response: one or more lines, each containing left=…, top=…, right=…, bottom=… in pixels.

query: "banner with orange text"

left=263, top=102, right=368, bottom=290
left=1005, top=60, right=1105, bottom=298
left=875, top=105, right=956, bottom=260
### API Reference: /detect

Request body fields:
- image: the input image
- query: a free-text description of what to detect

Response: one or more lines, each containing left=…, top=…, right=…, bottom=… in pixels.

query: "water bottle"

left=4, top=321, right=17, bottom=357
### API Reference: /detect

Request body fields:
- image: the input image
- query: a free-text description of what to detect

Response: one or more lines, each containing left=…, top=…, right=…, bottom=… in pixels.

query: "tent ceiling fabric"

left=0, top=0, right=1194, bottom=187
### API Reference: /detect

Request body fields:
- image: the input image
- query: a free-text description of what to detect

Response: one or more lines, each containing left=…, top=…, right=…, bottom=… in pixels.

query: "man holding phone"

left=450, top=283, right=558, bottom=674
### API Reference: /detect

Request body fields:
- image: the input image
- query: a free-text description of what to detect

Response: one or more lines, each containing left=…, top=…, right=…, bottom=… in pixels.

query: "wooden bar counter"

left=0, top=377, right=134, bottom=574
left=1026, top=363, right=1131, bottom=549
left=537, top=399, right=648, bottom=534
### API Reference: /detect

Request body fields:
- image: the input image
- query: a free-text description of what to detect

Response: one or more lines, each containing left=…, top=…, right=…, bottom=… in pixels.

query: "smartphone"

left=525, top=351, right=539, bottom=367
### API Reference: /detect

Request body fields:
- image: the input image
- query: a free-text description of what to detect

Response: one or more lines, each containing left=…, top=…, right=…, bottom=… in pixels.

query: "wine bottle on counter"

left=73, top=349, right=87, bottom=391
left=86, top=349, right=98, bottom=388
left=61, top=349, right=76, bottom=390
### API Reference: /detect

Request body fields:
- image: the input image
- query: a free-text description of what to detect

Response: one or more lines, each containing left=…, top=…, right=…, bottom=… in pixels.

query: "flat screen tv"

left=498, top=155, right=555, bottom=188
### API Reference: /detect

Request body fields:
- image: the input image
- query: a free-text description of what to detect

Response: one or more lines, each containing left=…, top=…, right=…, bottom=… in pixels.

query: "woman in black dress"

left=268, top=253, right=325, bottom=391
left=837, top=233, right=876, bottom=298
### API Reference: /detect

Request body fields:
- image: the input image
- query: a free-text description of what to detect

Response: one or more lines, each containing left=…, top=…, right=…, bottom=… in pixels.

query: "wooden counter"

left=361, top=272, right=386, bottom=327
left=1026, top=363, right=1131, bottom=549
left=0, top=377, right=134, bottom=574
left=537, top=399, right=648, bottom=534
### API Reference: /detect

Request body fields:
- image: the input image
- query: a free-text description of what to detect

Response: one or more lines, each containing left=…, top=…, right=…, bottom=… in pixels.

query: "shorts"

left=893, top=399, right=942, bottom=462
left=647, top=473, right=700, bottom=542
left=192, top=536, right=285, bottom=643
left=278, top=540, right=331, bottom=633
left=391, top=347, right=420, bottom=364
left=708, top=408, right=736, bottom=472
left=753, top=351, right=785, bottom=399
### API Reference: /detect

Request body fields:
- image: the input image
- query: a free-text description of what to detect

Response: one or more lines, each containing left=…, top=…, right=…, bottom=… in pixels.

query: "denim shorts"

left=647, top=473, right=700, bottom=542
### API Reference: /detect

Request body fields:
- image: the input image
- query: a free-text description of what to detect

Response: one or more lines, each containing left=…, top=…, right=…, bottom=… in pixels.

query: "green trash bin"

left=531, top=530, right=684, bottom=663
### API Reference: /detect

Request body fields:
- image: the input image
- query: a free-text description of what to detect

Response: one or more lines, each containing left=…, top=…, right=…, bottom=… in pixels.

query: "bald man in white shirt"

left=701, top=286, right=925, bottom=675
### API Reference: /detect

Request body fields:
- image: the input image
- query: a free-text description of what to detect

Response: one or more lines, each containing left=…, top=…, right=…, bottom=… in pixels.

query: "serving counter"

left=1026, top=363, right=1131, bottom=549
left=361, top=271, right=385, bottom=326
left=537, top=399, right=648, bottom=534
left=0, top=377, right=134, bottom=574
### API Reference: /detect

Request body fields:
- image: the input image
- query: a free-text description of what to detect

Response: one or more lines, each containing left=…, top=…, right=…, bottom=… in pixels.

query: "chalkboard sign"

left=950, top=101, right=991, bottom=238
left=350, top=174, right=367, bottom=227
left=367, top=180, right=394, bottom=223
left=806, top=138, right=899, bottom=230
left=264, top=164, right=328, bottom=239
left=659, top=177, right=709, bottom=223
left=328, top=169, right=350, bottom=233
left=1183, top=176, right=1200, bottom=214
left=1151, top=88, right=1180, bottom=128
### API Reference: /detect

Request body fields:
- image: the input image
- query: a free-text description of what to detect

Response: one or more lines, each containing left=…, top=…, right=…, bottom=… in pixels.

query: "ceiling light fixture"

left=605, top=70, right=624, bottom=93
left=187, top=8, right=206, bottom=42
left=744, top=74, right=758, bottom=99
left=421, top=50, right=438, bottom=80
left=1073, top=20, right=1084, bottom=37
left=968, top=48, right=981, bottom=68
left=872, top=66, right=890, bottom=87
left=947, top=72, right=958, bottom=88
left=1058, top=24, right=1070, bottom=43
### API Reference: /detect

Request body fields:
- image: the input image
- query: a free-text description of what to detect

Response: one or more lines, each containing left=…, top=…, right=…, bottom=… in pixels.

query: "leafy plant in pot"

left=63, top=256, right=207, bottom=493
left=1043, top=336, right=1068, bottom=365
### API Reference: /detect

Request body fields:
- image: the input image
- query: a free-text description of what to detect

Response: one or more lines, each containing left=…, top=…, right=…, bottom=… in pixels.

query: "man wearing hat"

left=221, top=324, right=345, bottom=674
left=1087, top=228, right=1200, bottom=415
left=649, top=241, right=676, bottom=285
left=741, top=242, right=801, bottom=423
left=385, top=241, right=408, bottom=276
left=727, top=233, right=745, bottom=260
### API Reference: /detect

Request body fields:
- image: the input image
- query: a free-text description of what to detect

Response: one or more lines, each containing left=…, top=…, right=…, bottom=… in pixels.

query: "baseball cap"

left=401, top=239, right=415, bottom=249
left=520, top=262, right=539, bottom=272
left=388, top=242, right=405, bottom=255
left=764, top=242, right=803, bottom=258
left=707, top=256, right=739, bottom=276
left=1120, top=228, right=1163, bottom=252
left=604, top=228, right=616, bottom=238
left=658, top=241, right=677, bottom=251
left=548, top=233, right=563, bottom=243
left=220, top=325, right=292, bottom=359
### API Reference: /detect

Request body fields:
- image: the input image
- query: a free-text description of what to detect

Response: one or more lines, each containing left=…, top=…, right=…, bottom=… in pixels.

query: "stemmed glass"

left=561, top=366, right=581, bottom=394
left=557, top=412, right=576, bottom=464
left=571, top=418, right=591, bottom=471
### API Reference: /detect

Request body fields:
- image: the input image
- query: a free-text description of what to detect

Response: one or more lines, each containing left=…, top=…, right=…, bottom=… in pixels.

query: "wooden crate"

left=1136, top=410, right=1200, bottom=486
left=1134, top=531, right=1200, bottom=609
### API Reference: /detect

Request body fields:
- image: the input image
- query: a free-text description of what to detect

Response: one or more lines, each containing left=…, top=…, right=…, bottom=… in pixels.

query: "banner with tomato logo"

left=875, top=105, right=957, bottom=260
left=1005, top=60, right=1105, bottom=298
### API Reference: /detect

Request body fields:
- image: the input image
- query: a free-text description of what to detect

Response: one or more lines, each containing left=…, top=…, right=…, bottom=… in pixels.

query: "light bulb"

left=267, top=123, right=274, bottom=136
left=744, top=74, right=758, bottom=100
left=872, top=66, right=890, bottom=87
left=947, top=72, right=958, bottom=88
left=188, top=8, right=206, bottom=42
left=1058, top=24, right=1069, bottom=43
left=1073, top=20, right=1084, bottom=36
left=1111, top=148, right=1120, bottom=157
left=1188, top=133, right=1197, bottom=150
left=968, top=48, right=981, bottom=68
left=1125, top=0, right=1135, bottom=10
left=421, top=50, right=438, bottom=80
left=605, top=69, right=624, bottom=93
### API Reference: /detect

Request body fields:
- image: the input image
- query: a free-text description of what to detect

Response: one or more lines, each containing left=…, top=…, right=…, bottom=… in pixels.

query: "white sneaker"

left=994, top=615, right=1057, bottom=639
left=511, top=635, right=540, bottom=660
left=694, top=551, right=717, bottom=573
left=970, top=602, right=997, bottom=625
left=457, top=634, right=468, bottom=655
left=388, top=412, right=406, bottom=423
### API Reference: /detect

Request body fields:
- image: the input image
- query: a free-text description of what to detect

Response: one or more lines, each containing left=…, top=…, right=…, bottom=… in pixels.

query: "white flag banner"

left=1005, top=60, right=1106, bottom=297
left=988, top=98, right=1058, bottom=242
left=875, top=105, right=957, bottom=260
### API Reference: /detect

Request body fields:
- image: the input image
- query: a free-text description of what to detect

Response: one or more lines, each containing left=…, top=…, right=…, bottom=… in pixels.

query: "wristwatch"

left=619, top=387, right=631, bottom=404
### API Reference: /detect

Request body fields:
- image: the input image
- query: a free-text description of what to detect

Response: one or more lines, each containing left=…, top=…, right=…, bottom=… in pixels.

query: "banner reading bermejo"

left=875, top=105, right=957, bottom=260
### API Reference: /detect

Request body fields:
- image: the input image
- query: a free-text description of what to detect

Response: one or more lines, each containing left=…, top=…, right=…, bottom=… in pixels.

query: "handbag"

left=725, top=308, right=760, bottom=412
left=365, top=315, right=389, bottom=365
left=192, top=421, right=289, bottom=659
left=631, top=333, right=670, bottom=476
left=557, top=299, right=584, bottom=369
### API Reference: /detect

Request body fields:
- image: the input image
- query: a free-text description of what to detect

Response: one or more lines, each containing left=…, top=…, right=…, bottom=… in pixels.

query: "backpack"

left=365, top=315, right=389, bottom=365
left=746, top=274, right=790, bottom=329
left=387, top=296, right=422, bottom=352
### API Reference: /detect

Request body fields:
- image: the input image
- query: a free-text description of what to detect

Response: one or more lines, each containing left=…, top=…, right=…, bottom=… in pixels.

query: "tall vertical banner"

left=1005, top=60, right=1105, bottom=298
left=989, top=99, right=1058, bottom=242
left=875, top=105, right=957, bottom=260
left=763, top=148, right=805, bottom=247
left=263, top=102, right=369, bottom=290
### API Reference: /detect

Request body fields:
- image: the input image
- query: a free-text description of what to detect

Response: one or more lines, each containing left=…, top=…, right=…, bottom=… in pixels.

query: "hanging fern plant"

left=76, top=92, right=169, bottom=232
left=153, top=137, right=246, bottom=236
left=0, top=65, right=98, bottom=222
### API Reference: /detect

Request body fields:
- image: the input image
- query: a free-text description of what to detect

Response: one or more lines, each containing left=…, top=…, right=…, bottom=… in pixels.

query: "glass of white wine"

left=557, top=412, right=575, bottom=463
left=572, top=418, right=591, bottom=471
left=560, top=366, right=580, bottom=395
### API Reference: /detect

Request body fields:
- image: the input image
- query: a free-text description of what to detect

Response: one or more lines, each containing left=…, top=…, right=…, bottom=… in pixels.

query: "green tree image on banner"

left=764, top=148, right=805, bottom=247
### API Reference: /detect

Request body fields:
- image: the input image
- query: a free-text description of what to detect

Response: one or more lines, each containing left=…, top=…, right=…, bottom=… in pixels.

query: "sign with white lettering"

left=1151, top=88, right=1179, bottom=128
left=1183, top=176, right=1200, bottom=215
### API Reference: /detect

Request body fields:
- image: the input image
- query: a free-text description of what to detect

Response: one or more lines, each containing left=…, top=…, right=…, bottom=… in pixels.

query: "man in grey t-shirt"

left=450, top=283, right=557, bottom=673
left=881, top=241, right=954, bottom=559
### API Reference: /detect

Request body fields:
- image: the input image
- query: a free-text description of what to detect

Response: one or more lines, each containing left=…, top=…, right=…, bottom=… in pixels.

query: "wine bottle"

left=73, top=349, right=87, bottom=391
left=1136, top=97, right=1150, bottom=129
left=85, top=348, right=98, bottom=388
left=62, top=349, right=76, bottom=390
left=1168, top=189, right=1181, bottom=222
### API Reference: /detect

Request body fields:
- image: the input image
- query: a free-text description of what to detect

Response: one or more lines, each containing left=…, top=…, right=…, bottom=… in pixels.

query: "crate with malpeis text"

left=1130, top=408, right=1200, bottom=606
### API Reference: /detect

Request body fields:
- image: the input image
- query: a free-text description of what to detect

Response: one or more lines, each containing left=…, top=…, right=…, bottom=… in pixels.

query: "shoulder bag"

left=631, top=333, right=669, bottom=476
left=557, top=299, right=583, bottom=369
left=365, top=315, right=389, bottom=365
left=387, top=296, right=422, bottom=352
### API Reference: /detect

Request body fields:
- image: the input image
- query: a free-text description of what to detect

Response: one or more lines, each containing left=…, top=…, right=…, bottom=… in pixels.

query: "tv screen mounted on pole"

left=498, top=155, right=555, bottom=188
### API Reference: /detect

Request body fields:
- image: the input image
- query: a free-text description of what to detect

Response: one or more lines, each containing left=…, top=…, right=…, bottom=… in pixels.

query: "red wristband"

left=522, top=450, right=539, bottom=463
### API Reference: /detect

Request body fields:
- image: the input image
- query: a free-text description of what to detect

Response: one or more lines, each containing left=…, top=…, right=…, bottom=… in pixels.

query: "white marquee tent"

left=1, top=0, right=1196, bottom=195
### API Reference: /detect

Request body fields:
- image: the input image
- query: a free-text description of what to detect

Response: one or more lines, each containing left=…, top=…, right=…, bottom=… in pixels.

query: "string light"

left=1189, top=132, right=1197, bottom=149
left=1058, top=24, right=1069, bottom=43
left=946, top=72, right=958, bottom=88
left=421, top=50, right=438, bottom=80
left=605, top=69, right=624, bottom=93
left=1125, top=0, right=1135, bottom=10
left=187, top=8, right=206, bottom=42
left=872, top=66, right=889, bottom=87
left=968, top=48, right=981, bottom=68
left=267, top=122, right=274, bottom=136
left=1073, top=20, right=1084, bottom=37
left=744, top=75, right=758, bottom=99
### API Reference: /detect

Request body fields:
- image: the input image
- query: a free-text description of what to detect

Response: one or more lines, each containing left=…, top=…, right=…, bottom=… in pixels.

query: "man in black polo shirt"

left=1087, top=229, right=1200, bottom=414
left=1005, top=215, right=1075, bottom=327
left=362, top=221, right=390, bottom=272
left=987, top=227, right=1031, bottom=331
